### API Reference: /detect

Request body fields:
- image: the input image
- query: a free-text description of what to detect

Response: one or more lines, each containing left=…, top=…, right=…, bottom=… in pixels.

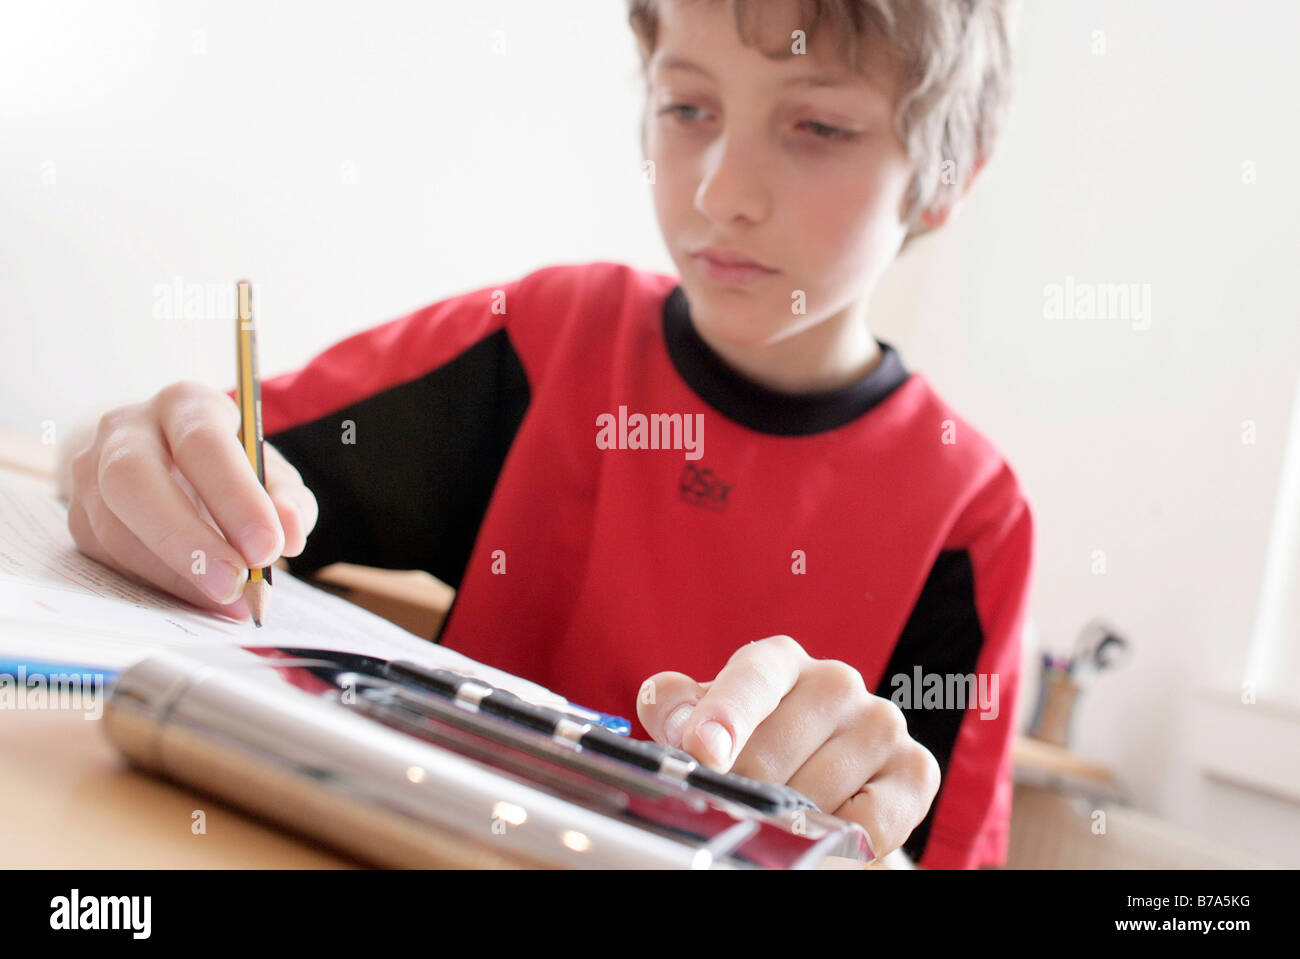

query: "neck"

left=698, top=300, right=883, bottom=395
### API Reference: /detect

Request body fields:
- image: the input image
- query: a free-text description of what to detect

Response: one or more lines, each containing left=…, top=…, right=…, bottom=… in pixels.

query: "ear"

left=918, top=152, right=988, bottom=230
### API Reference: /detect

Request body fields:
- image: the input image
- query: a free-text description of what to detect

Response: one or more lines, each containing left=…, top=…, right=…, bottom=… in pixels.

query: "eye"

left=658, top=103, right=707, bottom=124
left=799, top=120, right=859, bottom=142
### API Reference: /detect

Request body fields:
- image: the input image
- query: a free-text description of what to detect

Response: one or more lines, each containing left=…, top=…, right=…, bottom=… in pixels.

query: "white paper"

left=0, top=469, right=566, bottom=707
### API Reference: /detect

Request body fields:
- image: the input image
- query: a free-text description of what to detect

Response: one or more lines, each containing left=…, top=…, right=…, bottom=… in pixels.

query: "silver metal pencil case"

left=103, top=647, right=873, bottom=869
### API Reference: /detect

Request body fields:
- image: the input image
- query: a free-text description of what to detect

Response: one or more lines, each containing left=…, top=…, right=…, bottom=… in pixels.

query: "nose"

left=694, top=128, right=772, bottom=227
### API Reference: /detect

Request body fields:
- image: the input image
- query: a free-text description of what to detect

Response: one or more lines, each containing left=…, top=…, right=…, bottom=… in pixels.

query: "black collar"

left=661, top=285, right=910, bottom=436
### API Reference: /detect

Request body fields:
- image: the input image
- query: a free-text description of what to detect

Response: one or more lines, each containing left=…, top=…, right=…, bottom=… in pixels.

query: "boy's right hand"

left=64, top=381, right=319, bottom=619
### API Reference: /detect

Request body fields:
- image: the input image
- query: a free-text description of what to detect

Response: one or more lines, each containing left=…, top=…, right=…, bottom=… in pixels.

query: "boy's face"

left=644, top=0, right=914, bottom=354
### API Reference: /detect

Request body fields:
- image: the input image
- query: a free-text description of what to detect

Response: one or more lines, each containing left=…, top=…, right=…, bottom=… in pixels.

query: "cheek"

left=789, top=165, right=910, bottom=270
left=649, top=148, right=698, bottom=225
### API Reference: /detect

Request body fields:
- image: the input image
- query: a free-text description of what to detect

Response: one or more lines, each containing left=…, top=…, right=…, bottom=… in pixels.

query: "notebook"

left=0, top=467, right=567, bottom=708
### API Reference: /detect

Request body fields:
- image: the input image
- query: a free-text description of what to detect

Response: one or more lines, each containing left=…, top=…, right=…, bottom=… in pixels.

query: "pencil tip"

left=245, top=577, right=271, bottom=628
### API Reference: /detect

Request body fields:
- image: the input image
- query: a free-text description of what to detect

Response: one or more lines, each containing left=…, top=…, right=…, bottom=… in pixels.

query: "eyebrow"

left=653, top=54, right=857, bottom=89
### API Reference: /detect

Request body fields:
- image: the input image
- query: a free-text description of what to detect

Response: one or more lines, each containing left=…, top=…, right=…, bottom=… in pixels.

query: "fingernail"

left=205, top=558, right=247, bottom=604
left=238, top=523, right=279, bottom=568
left=696, top=721, right=732, bottom=768
left=664, top=704, right=693, bottom=748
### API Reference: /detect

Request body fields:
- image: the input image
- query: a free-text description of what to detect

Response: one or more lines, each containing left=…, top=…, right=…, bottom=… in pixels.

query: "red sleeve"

left=223, top=274, right=523, bottom=434
left=920, top=469, right=1035, bottom=868
left=220, top=272, right=536, bottom=582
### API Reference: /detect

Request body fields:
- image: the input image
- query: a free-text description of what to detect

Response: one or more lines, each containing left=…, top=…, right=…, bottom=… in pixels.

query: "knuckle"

left=96, top=442, right=142, bottom=493
left=767, top=634, right=804, bottom=658
left=728, top=639, right=761, bottom=665
left=914, top=745, right=942, bottom=795
left=155, top=379, right=206, bottom=410
left=873, top=696, right=909, bottom=740
left=813, top=659, right=867, bottom=701
left=170, top=418, right=230, bottom=460
left=722, top=644, right=766, bottom=688
left=733, top=664, right=782, bottom=708
left=730, top=635, right=793, bottom=677
left=95, top=406, right=131, bottom=440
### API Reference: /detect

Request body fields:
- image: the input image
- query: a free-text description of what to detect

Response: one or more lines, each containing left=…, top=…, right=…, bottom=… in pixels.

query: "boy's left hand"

left=637, top=634, right=941, bottom=861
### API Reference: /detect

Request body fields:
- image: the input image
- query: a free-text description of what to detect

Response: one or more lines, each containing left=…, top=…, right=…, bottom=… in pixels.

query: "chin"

left=686, top=298, right=792, bottom=349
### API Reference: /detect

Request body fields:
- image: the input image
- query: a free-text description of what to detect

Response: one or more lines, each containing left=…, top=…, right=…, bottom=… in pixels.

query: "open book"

left=0, top=468, right=567, bottom=708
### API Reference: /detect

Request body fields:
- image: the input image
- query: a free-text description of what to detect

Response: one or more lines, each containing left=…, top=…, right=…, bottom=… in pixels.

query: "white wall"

left=0, top=0, right=655, bottom=420
left=3, top=0, right=1297, bottom=864
left=871, top=0, right=1300, bottom=865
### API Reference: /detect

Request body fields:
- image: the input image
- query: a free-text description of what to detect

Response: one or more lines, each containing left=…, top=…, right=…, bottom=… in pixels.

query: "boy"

left=59, top=0, right=1030, bottom=868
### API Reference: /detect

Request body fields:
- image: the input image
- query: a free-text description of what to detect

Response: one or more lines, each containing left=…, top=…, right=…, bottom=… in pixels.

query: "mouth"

left=691, top=247, right=780, bottom=286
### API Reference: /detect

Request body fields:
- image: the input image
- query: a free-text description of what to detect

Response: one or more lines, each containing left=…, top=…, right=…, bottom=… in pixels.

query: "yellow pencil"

left=236, top=279, right=272, bottom=626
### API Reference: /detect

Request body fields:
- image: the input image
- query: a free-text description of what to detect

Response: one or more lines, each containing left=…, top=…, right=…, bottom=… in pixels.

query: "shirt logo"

left=678, top=463, right=732, bottom=512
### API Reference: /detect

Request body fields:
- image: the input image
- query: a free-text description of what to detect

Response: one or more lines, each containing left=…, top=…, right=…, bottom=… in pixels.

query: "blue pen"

left=0, top=659, right=119, bottom=684
left=558, top=701, right=632, bottom=736
left=0, top=652, right=636, bottom=736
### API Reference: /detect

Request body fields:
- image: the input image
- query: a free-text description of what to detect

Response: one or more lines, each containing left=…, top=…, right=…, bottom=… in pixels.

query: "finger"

left=266, top=488, right=307, bottom=558
left=73, top=494, right=251, bottom=618
left=171, top=429, right=312, bottom=560
left=828, top=744, right=941, bottom=862
left=680, top=635, right=808, bottom=772
left=728, top=660, right=864, bottom=784
left=785, top=728, right=895, bottom=819
left=262, top=480, right=315, bottom=556
left=93, top=422, right=255, bottom=604
left=636, top=671, right=706, bottom=748
left=264, top=442, right=319, bottom=530
left=155, top=385, right=284, bottom=568
left=264, top=448, right=318, bottom=557
left=81, top=483, right=247, bottom=612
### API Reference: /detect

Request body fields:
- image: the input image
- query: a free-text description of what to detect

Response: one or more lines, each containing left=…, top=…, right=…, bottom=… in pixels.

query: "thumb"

left=636, top=671, right=708, bottom=748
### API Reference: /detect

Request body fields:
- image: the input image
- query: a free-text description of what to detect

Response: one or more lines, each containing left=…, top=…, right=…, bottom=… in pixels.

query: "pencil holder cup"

left=1027, top=669, right=1081, bottom=748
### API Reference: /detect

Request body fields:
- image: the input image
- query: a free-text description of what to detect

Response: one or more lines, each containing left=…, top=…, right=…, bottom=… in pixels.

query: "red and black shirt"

left=255, top=260, right=1036, bottom=869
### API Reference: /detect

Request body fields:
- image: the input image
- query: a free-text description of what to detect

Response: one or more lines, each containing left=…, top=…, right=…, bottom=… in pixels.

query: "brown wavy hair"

left=626, top=0, right=1019, bottom=244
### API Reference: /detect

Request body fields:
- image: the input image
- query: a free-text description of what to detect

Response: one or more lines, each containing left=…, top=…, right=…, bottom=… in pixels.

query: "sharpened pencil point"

left=245, top=577, right=272, bottom=628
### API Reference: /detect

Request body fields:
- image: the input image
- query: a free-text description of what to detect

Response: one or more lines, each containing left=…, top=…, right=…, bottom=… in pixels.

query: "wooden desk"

left=0, top=709, right=353, bottom=868
left=1012, top=735, right=1123, bottom=801
left=0, top=430, right=353, bottom=866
